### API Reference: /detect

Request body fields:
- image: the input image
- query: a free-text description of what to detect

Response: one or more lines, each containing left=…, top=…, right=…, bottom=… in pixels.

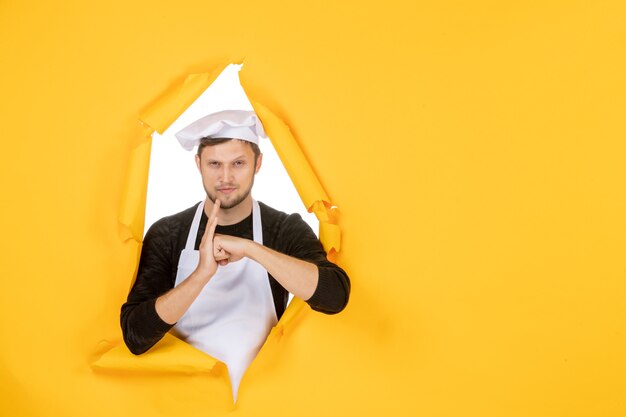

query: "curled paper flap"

left=90, top=334, right=223, bottom=375
left=247, top=100, right=330, bottom=211
left=139, top=64, right=230, bottom=134
left=274, top=298, right=306, bottom=332
left=319, top=222, right=341, bottom=254
left=247, top=99, right=342, bottom=254
left=309, top=200, right=341, bottom=253
left=118, top=128, right=152, bottom=243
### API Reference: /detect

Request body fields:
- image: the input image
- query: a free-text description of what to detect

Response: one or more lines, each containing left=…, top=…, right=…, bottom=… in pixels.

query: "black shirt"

left=121, top=201, right=350, bottom=354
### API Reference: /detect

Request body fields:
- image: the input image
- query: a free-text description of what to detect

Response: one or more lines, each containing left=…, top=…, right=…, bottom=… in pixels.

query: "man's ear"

left=195, top=154, right=201, bottom=171
left=255, top=153, right=263, bottom=174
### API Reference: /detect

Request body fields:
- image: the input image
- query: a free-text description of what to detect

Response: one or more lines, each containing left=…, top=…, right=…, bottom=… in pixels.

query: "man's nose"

left=220, top=164, right=233, bottom=181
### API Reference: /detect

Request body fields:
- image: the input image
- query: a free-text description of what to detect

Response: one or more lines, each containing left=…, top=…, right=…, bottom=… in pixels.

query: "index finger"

left=202, top=199, right=221, bottom=241
left=208, top=199, right=221, bottom=224
left=205, top=215, right=219, bottom=243
left=204, top=200, right=221, bottom=243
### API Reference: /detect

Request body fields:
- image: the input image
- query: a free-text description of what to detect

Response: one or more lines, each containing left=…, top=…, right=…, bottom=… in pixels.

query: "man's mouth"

left=217, top=187, right=237, bottom=195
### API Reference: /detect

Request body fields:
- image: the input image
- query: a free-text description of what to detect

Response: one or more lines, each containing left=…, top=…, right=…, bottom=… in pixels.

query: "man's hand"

left=208, top=202, right=319, bottom=300
left=213, top=234, right=252, bottom=266
left=155, top=200, right=222, bottom=325
left=195, top=199, right=221, bottom=279
left=214, top=229, right=319, bottom=301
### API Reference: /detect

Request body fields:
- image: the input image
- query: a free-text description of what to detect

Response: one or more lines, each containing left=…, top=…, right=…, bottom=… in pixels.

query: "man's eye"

left=233, top=160, right=246, bottom=167
left=208, top=161, right=220, bottom=167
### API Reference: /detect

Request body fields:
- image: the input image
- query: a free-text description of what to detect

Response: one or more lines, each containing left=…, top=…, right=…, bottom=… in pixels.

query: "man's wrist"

left=190, top=266, right=214, bottom=285
left=245, top=240, right=262, bottom=261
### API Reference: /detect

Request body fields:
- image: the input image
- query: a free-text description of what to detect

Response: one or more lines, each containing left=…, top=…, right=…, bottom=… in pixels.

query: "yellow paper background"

left=1, top=1, right=626, bottom=416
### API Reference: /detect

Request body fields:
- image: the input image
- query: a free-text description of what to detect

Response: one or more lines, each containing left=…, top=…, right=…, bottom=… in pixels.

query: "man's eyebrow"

left=206, top=154, right=248, bottom=162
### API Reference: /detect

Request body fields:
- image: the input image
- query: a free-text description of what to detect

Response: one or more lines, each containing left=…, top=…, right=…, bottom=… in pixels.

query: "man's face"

left=195, top=139, right=262, bottom=210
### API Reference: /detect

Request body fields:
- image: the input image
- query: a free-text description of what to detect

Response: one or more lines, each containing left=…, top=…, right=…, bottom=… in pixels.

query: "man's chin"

left=207, top=193, right=246, bottom=210
left=218, top=200, right=239, bottom=210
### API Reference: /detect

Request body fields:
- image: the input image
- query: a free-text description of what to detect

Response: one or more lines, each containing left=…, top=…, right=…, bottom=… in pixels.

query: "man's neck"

left=204, top=196, right=253, bottom=226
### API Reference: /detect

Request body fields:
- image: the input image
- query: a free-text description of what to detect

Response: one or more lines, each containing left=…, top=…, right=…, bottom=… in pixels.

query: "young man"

left=120, top=110, right=350, bottom=397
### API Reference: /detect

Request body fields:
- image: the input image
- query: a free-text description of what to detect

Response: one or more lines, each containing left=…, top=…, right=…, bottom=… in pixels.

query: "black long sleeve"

left=120, top=215, right=177, bottom=354
left=120, top=201, right=350, bottom=355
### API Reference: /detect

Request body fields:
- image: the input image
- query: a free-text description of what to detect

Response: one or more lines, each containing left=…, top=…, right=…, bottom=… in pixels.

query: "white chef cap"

left=175, top=109, right=267, bottom=151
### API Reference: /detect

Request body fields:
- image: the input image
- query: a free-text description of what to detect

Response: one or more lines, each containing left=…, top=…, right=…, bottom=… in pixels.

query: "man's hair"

left=197, top=137, right=261, bottom=163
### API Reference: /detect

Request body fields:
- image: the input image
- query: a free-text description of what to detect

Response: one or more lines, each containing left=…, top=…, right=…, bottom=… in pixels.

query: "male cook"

left=121, top=110, right=350, bottom=397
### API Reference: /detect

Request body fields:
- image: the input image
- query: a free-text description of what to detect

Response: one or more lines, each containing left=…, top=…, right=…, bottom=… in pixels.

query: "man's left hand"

left=213, top=234, right=253, bottom=266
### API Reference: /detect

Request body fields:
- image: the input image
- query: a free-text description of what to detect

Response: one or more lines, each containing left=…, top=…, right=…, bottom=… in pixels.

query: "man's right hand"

left=196, top=199, right=221, bottom=280
left=155, top=199, right=221, bottom=325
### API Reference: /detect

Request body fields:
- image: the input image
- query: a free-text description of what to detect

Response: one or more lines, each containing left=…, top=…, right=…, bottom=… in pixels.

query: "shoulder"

left=258, top=201, right=312, bottom=234
left=258, top=201, right=288, bottom=223
left=144, top=202, right=202, bottom=241
left=164, top=202, right=202, bottom=224
left=257, top=201, right=321, bottom=255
